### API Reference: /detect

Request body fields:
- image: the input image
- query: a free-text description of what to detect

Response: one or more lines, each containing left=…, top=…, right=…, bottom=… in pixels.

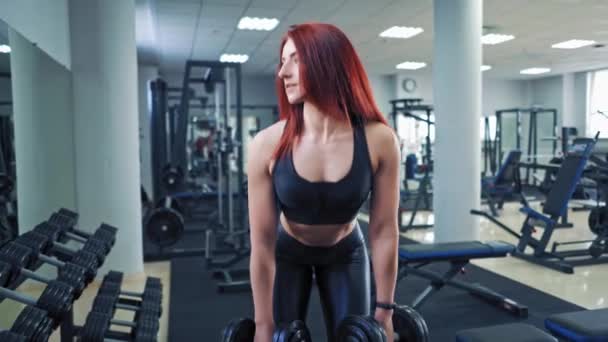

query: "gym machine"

left=495, top=107, right=558, bottom=186
left=390, top=98, right=433, bottom=231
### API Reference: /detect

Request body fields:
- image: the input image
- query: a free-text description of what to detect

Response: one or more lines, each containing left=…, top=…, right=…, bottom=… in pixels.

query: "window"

left=588, top=69, right=608, bottom=138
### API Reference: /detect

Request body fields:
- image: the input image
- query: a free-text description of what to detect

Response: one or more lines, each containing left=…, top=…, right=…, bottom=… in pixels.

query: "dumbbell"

left=0, top=331, right=26, bottom=342
left=336, top=305, right=429, bottom=342
left=98, top=280, right=162, bottom=317
left=9, top=306, right=54, bottom=342
left=48, top=210, right=117, bottom=251
left=0, top=261, right=74, bottom=324
left=33, top=222, right=108, bottom=266
left=1, top=239, right=88, bottom=298
left=15, top=231, right=99, bottom=284
left=101, top=271, right=163, bottom=303
left=221, top=318, right=312, bottom=342
left=79, top=311, right=159, bottom=342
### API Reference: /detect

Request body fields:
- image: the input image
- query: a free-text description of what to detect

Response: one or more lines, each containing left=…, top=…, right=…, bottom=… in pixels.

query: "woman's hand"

left=254, top=322, right=274, bottom=342
left=374, top=309, right=394, bottom=342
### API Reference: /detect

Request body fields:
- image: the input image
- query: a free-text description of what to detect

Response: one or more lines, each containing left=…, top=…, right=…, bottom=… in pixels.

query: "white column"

left=69, top=0, right=143, bottom=274
left=562, top=73, right=575, bottom=128
left=433, top=0, right=482, bottom=242
left=9, top=29, right=77, bottom=231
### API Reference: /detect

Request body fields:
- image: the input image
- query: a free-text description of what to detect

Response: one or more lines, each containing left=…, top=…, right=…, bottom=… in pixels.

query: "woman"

left=247, top=22, right=400, bottom=341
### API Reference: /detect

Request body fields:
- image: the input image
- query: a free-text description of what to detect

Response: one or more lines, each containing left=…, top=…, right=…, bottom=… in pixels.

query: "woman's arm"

left=367, top=125, right=401, bottom=340
left=247, top=130, right=279, bottom=340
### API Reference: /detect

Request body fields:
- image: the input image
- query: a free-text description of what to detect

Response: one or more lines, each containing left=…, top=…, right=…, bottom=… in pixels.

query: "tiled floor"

left=1, top=200, right=606, bottom=341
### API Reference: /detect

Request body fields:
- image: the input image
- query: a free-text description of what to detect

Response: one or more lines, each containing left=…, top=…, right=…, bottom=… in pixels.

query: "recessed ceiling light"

left=481, top=65, right=492, bottom=71
left=481, top=34, right=515, bottom=45
left=520, top=67, right=551, bottom=75
left=220, top=54, right=249, bottom=63
left=237, top=17, right=279, bottom=31
left=551, top=39, right=596, bottom=49
left=0, top=45, right=10, bottom=53
left=396, top=61, right=426, bottom=70
left=379, top=26, right=424, bottom=39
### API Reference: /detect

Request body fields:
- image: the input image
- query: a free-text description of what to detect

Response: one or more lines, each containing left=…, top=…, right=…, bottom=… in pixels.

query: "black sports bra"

left=272, top=123, right=374, bottom=225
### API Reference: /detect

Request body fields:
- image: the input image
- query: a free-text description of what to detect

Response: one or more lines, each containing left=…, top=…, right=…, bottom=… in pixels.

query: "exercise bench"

left=398, top=240, right=528, bottom=317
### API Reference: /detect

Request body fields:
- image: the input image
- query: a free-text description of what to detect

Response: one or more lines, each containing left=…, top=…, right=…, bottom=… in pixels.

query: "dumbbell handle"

left=19, top=268, right=53, bottom=285
left=116, top=302, right=140, bottom=312
left=63, top=231, right=87, bottom=244
left=110, top=318, right=137, bottom=328
left=120, top=290, right=147, bottom=298
left=0, top=285, right=36, bottom=307
left=37, top=253, right=64, bottom=268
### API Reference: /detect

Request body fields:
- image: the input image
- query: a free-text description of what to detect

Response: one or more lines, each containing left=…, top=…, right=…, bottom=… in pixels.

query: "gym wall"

left=0, top=0, right=71, bottom=70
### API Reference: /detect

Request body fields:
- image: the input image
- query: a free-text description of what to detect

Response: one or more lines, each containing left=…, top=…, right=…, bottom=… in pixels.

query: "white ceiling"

left=136, top=0, right=608, bottom=80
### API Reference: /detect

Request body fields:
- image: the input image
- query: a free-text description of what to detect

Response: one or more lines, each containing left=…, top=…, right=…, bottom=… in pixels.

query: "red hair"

left=273, top=22, right=389, bottom=159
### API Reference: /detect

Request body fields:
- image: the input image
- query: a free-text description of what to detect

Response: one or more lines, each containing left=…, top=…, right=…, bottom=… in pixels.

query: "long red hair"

left=273, top=22, right=388, bottom=159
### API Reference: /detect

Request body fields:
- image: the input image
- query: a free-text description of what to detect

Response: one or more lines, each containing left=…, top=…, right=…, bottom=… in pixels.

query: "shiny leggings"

left=273, top=222, right=371, bottom=340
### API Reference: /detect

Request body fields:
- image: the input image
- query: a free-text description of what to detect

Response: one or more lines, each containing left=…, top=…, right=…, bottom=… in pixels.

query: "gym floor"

left=1, top=200, right=604, bottom=342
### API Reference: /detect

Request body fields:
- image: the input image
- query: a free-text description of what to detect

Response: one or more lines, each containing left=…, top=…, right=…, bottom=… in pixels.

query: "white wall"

left=9, top=28, right=77, bottom=231
left=369, top=74, right=396, bottom=119
left=394, top=72, right=528, bottom=117
left=0, top=0, right=71, bottom=69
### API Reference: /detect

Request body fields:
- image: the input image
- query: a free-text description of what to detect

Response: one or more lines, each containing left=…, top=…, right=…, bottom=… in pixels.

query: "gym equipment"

left=33, top=222, right=108, bottom=266
left=545, top=308, right=608, bottom=341
left=221, top=318, right=311, bottom=342
left=390, top=98, right=434, bottom=231
left=9, top=306, right=54, bottom=342
left=0, top=331, right=26, bottom=342
left=144, top=196, right=185, bottom=247
left=392, top=305, right=429, bottom=342
left=0, top=261, right=74, bottom=322
left=55, top=207, right=119, bottom=240
left=337, top=315, right=387, bottom=341
left=454, top=308, right=608, bottom=342
left=455, top=323, right=557, bottom=342
left=398, top=240, right=528, bottom=317
left=0, top=240, right=87, bottom=297
left=13, top=231, right=98, bottom=283
left=79, top=311, right=159, bottom=342
left=495, top=107, right=558, bottom=186
left=47, top=211, right=116, bottom=252
left=97, top=279, right=163, bottom=317
left=481, top=150, right=524, bottom=217
left=473, top=137, right=608, bottom=274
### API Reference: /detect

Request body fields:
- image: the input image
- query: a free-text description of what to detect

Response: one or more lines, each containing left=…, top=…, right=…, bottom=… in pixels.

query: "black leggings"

left=273, top=222, right=371, bottom=340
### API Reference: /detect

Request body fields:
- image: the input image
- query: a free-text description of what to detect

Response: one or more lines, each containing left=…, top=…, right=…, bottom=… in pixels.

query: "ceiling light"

left=481, top=34, right=515, bottom=45
left=0, top=45, right=10, bottom=53
left=220, top=54, right=249, bottom=63
left=380, top=26, right=424, bottom=39
left=396, top=61, right=426, bottom=70
left=551, top=39, right=596, bottom=49
left=520, top=67, right=551, bottom=75
left=481, top=65, right=492, bottom=71
left=238, top=17, right=279, bottom=31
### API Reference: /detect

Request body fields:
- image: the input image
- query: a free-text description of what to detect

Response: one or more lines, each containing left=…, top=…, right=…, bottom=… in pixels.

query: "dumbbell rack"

left=0, top=208, right=118, bottom=341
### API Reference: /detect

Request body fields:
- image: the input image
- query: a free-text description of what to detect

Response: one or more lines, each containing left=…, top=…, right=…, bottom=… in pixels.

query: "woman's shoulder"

left=362, top=120, right=398, bottom=147
left=249, top=120, right=286, bottom=158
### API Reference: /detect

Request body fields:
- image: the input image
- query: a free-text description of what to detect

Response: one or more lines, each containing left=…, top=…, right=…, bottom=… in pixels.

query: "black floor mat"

left=168, top=221, right=582, bottom=341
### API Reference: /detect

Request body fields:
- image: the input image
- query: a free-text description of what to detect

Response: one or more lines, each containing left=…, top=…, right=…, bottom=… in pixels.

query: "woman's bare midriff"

left=279, top=213, right=356, bottom=247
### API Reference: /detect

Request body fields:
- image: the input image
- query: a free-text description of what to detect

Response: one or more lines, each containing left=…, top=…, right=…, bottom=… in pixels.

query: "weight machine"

left=390, top=98, right=433, bottom=231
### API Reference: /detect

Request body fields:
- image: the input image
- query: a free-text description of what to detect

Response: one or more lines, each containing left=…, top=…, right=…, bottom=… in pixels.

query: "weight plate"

left=393, top=305, right=429, bottom=342
left=223, top=318, right=255, bottom=342
left=0, top=260, right=12, bottom=287
left=144, top=208, right=185, bottom=247
left=72, top=251, right=98, bottom=283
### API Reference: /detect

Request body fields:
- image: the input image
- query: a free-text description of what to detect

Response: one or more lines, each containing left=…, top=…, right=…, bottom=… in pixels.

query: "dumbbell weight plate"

left=393, top=305, right=429, bottom=342
left=81, top=312, right=110, bottom=342
left=0, top=330, right=26, bottom=342
left=0, top=260, right=11, bottom=286
left=222, top=318, right=255, bottom=342
left=283, top=320, right=311, bottom=342
left=11, top=306, right=53, bottom=342
left=337, top=315, right=387, bottom=342
left=37, top=280, right=74, bottom=323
